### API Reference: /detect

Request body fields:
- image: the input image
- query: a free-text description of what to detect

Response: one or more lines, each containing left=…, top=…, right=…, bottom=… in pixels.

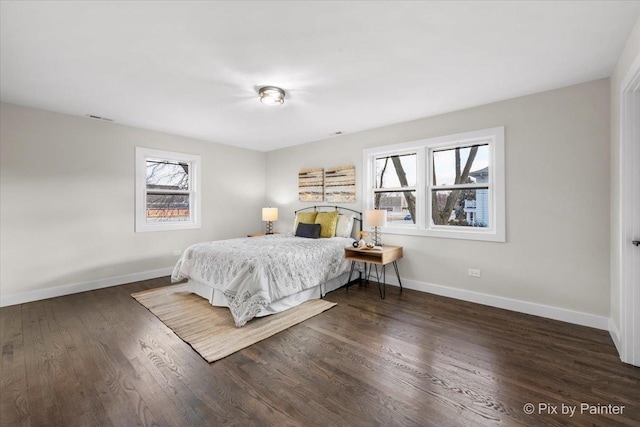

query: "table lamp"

left=262, top=207, right=278, bottom=234
left=365, top=209, right=387, bottom=246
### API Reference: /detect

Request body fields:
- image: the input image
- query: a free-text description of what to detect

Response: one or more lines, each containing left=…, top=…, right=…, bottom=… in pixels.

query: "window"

left=374, top=152, right=418, bottom=225
left=363, top=127, right=505, bottom=242
left=431, top=143, right=490, bottom=228
left=135, top=147, right=201, bottom=232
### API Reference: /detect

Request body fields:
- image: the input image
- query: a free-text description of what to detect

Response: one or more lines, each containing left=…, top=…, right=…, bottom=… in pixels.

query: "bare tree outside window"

left=431, top=144, right=489, bottom=227
left=364, top=127, right=504, bottom=241
left=146, top=160, right=190, bottom=222
left=374, top=153, right=417, bottom=224
left=136, top=147, right=201, bottom=232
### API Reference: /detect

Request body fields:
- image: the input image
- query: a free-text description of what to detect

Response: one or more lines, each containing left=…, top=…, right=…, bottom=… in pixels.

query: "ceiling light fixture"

left=259, top=86, right=285, bottom=105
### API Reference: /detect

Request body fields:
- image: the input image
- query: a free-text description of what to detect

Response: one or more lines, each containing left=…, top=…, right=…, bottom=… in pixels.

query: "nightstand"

left=344, top=245, right=403, bottom=299
left=247, top=232, right=280, bottom=237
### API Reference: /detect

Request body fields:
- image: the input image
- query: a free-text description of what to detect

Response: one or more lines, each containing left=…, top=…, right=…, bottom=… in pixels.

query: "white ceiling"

left=2, top=1, right=639, bottom=152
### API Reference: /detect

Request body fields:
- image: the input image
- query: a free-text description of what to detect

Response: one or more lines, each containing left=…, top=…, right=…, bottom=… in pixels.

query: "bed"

left=171, top=207, right=362, bottom=327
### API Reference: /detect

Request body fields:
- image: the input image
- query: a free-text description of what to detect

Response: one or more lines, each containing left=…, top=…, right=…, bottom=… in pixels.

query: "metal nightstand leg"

left=373, top=264, right=386, bottom=299
left=374, top=261, right=402, bottom=299
left=393, top=261, right=403, bottom=293
left=346, top=260, right=368, bottom=292
left=346, top=259, right=401, bottom=300
left=346, top=261, right=356, bottom=292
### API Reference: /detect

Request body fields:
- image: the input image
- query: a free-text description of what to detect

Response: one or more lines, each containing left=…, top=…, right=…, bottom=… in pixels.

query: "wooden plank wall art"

left=298, top=168, right=324, bottom=202
left=325, top=165, right=356, bottom=203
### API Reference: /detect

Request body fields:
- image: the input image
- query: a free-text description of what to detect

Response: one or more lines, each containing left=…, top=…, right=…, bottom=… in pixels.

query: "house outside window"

left=463, top=167, right=489, bottom=226
left=135, top=147, right=201, bottom=232
left=363, top=127, right=505, bottom=242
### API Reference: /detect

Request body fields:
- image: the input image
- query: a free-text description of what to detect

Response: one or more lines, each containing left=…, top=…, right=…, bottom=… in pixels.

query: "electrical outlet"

left=468, top=268, right=481, bottom=278
left=173, top=250, right=182, bottom=256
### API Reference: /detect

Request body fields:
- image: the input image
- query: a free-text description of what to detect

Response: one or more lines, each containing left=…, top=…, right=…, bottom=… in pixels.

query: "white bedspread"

left=171, top=235, right=353, bottom=327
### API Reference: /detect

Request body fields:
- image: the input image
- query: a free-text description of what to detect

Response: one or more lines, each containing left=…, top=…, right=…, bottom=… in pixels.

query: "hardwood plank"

left=1, top=278, right=639, bottom=426
left=21, top=301, right=64, bottom=426
left=52, top=293, right=154, bottom=427
left=52, top=291, right=157, bottom=427
left=92, top=281, right=261, bottom=426
left=0, top=305, right=30, bottom=427
left=36, top=298, right=111, bottom=427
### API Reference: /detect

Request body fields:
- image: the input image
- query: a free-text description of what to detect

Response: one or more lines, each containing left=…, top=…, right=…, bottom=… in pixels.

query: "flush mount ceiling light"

left=259, top=86, right=285, bottom=105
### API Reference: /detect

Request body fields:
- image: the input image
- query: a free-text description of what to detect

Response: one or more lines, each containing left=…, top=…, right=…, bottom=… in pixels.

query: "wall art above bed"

left=298, top=168, right=324, bottom=202
left=325, top=165, right=355, bottom=203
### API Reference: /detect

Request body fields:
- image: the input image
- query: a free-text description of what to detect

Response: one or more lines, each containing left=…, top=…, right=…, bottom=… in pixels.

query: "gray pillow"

left=295, top=222, right=321, bottom=239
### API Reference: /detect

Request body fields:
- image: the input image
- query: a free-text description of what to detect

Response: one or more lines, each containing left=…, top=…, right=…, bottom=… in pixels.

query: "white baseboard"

left=2, top=268, right=611, bottom=331
left=0, top=267, right=174, bottom=307
left=608, top=318, right=622, bottom=357
left=383, top=276, right=610, bottom=330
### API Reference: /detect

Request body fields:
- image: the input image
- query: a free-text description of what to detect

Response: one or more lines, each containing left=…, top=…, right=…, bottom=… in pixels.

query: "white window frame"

left=363, top=127, right=505, bottom=242
left=372, top=150, right=421, bottom=223
left=135, top=147, right=201, bottom=233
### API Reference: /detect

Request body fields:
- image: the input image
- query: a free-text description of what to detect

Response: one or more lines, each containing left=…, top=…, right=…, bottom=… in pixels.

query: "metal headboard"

left=294, top=205, right=362, bottom=233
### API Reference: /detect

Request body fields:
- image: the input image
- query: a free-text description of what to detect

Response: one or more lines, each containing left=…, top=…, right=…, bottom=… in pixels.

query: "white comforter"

left=171, top=235, right=353, bottom=327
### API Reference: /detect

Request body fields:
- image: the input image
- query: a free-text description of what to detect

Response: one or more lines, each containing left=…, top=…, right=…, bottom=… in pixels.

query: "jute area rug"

left=131, top=284, right=337, bottom=363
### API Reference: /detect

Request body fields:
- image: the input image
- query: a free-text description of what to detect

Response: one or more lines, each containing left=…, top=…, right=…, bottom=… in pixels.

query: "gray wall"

left=0, top=78, right=614, bottom=321
left=0, top=103, right=266, bottom=300
left=266, top=79, right=611, bottom=318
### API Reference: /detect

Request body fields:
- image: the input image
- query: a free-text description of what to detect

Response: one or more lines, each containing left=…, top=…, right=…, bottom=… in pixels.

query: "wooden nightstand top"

left=247, top=232, right=280, bottom=237
left=344, top=245, right=403, bottom=265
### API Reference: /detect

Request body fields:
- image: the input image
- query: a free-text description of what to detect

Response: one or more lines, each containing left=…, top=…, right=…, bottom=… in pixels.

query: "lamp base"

left=372, top=226, right=382, bottom=246
left=265, top=221, right=274, bottom=235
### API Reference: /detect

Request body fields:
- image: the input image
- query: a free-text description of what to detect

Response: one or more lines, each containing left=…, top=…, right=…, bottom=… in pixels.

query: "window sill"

left=381, top=225, right=506, bottom=243
left=136, top=221, right=201, bottom=233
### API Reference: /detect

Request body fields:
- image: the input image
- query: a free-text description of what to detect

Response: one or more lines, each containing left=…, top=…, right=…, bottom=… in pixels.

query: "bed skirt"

left=185, top=272, right=350, bottom=318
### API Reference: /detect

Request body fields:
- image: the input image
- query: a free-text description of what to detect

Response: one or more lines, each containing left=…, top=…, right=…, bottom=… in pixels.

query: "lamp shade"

left=262, top=207, right=279, bottom=222
left=365, top=209, right=387, bottom=227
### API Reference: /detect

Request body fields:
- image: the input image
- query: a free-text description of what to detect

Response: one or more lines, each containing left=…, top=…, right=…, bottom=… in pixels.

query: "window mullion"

left=426, top=146, right=434, bottom=229
left=146, top=189, right=191, bottom=195
left=373, top=187, right=417, bottom=193
left=416, top=147, right=426, bottom=228
left=431, top=183, right=489, bottom=191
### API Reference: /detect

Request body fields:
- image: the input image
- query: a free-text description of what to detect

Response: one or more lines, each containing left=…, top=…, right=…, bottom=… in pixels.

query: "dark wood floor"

left=1, top=278, right=639, bottom=426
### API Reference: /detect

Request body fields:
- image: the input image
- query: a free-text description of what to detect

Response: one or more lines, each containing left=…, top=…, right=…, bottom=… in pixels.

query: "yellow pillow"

left=314, top=211, right=339, bottom=238
left=294, top=212, right=318, bottom=233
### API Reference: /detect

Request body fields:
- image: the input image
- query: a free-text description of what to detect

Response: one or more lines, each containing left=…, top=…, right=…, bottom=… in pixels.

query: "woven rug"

left=131, top=283, right=337, bottom=362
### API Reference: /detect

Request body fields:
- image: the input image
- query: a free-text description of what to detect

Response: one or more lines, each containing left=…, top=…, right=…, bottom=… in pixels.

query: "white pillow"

left=334, top=214, right=355, bottom=238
